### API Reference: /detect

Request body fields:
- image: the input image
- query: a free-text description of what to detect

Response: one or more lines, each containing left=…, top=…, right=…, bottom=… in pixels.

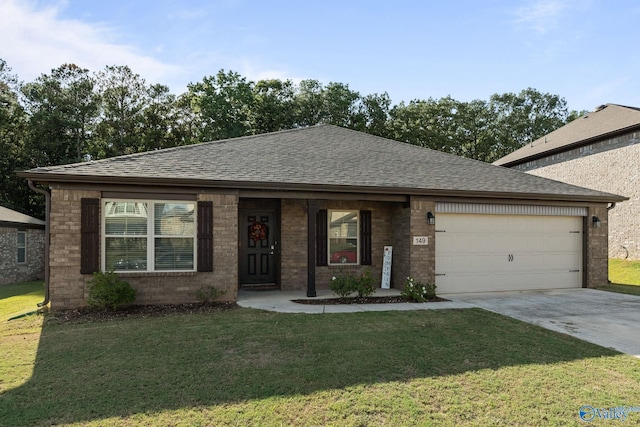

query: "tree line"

left=0, top=58, right=583, bottom=218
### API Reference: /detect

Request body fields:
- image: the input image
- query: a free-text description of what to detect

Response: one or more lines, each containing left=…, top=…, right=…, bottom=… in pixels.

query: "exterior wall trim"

left=436, top=202, right=587, bottom=217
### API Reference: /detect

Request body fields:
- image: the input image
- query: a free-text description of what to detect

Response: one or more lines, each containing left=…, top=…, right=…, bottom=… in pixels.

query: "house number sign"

left=412, top=236, right=429, bottom=245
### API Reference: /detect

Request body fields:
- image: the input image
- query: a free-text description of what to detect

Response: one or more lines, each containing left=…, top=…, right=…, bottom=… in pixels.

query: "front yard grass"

left=1, top=303, right=639, bottom=426
left=600, top=259, right=640, bottom=296
left=0, top=281, right=44, bottom=321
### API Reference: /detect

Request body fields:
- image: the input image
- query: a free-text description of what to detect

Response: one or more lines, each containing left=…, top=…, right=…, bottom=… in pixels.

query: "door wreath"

left=249, top=221, right=268, bottom=242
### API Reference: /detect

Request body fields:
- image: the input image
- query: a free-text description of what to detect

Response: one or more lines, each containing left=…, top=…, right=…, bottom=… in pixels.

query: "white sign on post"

left=381, top=246, right=392, bottom=289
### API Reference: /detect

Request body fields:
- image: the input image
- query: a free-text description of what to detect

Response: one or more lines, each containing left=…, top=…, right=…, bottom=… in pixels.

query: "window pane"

left=105, top=237, right=147, bottom=271
left=329, top=238, right=358, bottom=264
left=17, top=232, right=26, bottom=247
left=329, top=211, right=358, bottom=238
left=329, top=211, right=358, bottom=264
left=155, top=238, right=194, bottom=270
left=105, top=202, right=148, bottom=235
left=154, top=203, right=195, bottom=236
left=17, top=248, right=26, bottom=263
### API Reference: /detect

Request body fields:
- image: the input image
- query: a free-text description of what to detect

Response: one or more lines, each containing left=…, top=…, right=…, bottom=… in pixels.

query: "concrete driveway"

left=450, top=288, right=640, bottom=357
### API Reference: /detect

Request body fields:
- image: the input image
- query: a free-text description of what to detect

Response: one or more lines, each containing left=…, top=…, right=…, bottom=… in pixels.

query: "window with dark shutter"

left=81, top=198, right=100, bottom=274
left=197, top=201, right=214, bottom=272
left=360, top=210, right=372, bottom=265
left=316, top=209, right=328, bottom=266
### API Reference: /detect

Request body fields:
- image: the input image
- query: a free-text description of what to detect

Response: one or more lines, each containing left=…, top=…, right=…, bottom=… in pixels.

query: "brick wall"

left=0, top=226, right=45, bottom=285
left=48, top=188, right=239, bottom=309
left=586, top=204, right=609, bottom=287
left=515, top=132, right=640, bottom=260
left=279, top=199, right=396, bottom=292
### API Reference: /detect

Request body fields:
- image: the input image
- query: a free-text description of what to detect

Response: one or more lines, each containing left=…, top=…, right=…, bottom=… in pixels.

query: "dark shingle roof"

left=0, top=206, right=45, bottom=227
left=20, top=124, right=625, bottom=202
left=494, top=103, right=640, bottom=167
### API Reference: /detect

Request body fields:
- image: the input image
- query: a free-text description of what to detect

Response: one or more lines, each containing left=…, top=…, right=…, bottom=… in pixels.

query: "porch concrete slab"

left=237, top=288, right=473, bottom=314
left=448, top=288, right=640, bottom=358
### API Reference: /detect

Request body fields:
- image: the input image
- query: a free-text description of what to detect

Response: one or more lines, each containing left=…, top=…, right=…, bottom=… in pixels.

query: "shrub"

left=330, top=269, right=376, bottom=298
left=355, top=269, right=375, bottom=298
left=329, top=273, right=358, bottom=298
left=87, top=271, right=136, bottom=310
left=192, top=286, right=227, bottom=303
left=401, top=277, right=436, bottom=302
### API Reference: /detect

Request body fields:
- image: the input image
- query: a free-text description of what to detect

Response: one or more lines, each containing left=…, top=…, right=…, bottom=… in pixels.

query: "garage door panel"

left=436, top=213, right=582, bottom=293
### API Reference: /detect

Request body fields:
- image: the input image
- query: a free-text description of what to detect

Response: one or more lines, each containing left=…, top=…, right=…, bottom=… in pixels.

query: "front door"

left=239, top=211, right=278, bottom=287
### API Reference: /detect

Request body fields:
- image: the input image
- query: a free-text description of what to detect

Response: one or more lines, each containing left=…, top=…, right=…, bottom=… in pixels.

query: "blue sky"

left=2, top=0, right=639, bottom=112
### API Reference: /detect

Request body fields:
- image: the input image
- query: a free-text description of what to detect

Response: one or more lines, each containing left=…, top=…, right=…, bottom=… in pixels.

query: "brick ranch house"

left=494, top=104, right=640, bottom=260
left=19, top=125, right=626, bottom=309
left=0, top=206, right=45, bottom=285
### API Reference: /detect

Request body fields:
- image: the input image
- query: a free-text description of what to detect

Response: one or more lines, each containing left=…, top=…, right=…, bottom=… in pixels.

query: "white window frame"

left=102, top=199, right=197, bottom=273
left=328, top=210, right=359, bottom=265
left=17, top=230, right=26, bottom=264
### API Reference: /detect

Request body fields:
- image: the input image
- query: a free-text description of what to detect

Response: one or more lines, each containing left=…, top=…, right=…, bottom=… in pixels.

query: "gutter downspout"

left=606, top=202, right=617, bottom=282
left=28, top=180, right=50, bottom=308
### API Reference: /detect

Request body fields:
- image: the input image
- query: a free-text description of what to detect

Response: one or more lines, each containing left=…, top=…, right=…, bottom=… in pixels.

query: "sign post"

left=381, top=246, right=392, bottom=289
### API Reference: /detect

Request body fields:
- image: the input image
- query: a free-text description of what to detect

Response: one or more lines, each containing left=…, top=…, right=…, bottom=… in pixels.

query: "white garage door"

left=435, top=213, right=583, bottom=293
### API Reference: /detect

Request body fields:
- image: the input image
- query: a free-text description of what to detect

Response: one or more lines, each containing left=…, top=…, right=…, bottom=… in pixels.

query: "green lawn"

left=1, top=298, right=639, bottom=426
left=609, top=259, right=640, bottom=285
left=600, top=259, right=640, bottom=296
left=0, top=281, right=44, bottom=321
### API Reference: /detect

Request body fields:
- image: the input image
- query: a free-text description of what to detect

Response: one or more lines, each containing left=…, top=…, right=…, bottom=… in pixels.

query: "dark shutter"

left=80, top=198, right=100, bottom=274
left=360, top=210, right=372, bottom=265
left=316, top=209, right=328, bottom=266
left=197, top=201, right=214, bottom=272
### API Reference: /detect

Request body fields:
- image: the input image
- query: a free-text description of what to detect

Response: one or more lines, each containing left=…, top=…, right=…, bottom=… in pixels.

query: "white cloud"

left=513, top=0, right=569, bottom=34
left=0, top=0, right=182, bottom=85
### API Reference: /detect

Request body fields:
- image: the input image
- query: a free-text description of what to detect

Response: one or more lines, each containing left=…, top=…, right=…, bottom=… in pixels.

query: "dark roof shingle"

left=21, top=124, right=625, bottom=202
left=494, top=103, right=640, bottom=167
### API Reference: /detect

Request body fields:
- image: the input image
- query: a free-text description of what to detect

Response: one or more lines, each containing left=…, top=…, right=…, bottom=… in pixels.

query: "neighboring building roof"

left=19, top=124, right=625, bottom=203
left=0, top=206, right=45, bottom=228
left=494, top=103, right=640, bottom=167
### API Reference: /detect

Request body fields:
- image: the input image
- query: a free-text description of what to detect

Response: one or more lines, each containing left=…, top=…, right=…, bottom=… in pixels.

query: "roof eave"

left=496, top=122, right=640, bottom=167
left=19, top=171, right=628, bottom=204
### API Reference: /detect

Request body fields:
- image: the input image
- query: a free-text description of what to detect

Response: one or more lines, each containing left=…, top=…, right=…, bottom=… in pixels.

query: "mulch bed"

left=291, top=296, right=448, bottom=305
left=46, top=302, right=238, bottom=324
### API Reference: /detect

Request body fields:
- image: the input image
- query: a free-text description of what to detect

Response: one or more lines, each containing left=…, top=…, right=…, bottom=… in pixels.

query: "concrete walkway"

left=238, top=287, right=640, bottom=357
left=237, top=288, right=472, bottom=313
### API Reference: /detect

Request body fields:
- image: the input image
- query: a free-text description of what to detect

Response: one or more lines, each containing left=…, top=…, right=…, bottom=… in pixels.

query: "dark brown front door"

left=239, top=211, right=278, bottom=286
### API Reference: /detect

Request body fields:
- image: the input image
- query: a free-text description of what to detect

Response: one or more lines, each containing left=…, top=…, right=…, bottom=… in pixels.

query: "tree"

left=95, top=65, right=149, bottom=157
left=186, top=70, right=255, bottom=141
left=489, top=88, right=569, bottom=159
left=0, top=59, right=35, bottom=215
left=351, top=92, right=392, bottom=137
left=21, top=64, right=99, bottom=166
left=251, top=79, right=297, bottom=133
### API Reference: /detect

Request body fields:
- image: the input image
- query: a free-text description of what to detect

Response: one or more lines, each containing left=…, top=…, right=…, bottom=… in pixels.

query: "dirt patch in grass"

left=46, top=302, right=239, bottom=324
left=292, top=296, right=448, bottom=305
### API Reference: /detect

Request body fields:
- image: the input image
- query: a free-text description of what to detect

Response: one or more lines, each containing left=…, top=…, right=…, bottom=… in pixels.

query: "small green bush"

left=330, top=269, right=376, bottom=298
left=329, top=273, right=358, bottom=298
left=401, top=277, right=436, bottom=302
left=355, top=269, right=375, bottom=298
left=192, top=286, right=227, bottom=303
left=87, top=271, right=136, bottom=310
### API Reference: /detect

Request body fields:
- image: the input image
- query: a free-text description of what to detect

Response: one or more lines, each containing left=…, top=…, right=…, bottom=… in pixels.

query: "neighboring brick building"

left=494, top=104, right=640, bottom=260
left=0, top=206, right=45, bottom=285
left=20, top=125, right=625, bottom=309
